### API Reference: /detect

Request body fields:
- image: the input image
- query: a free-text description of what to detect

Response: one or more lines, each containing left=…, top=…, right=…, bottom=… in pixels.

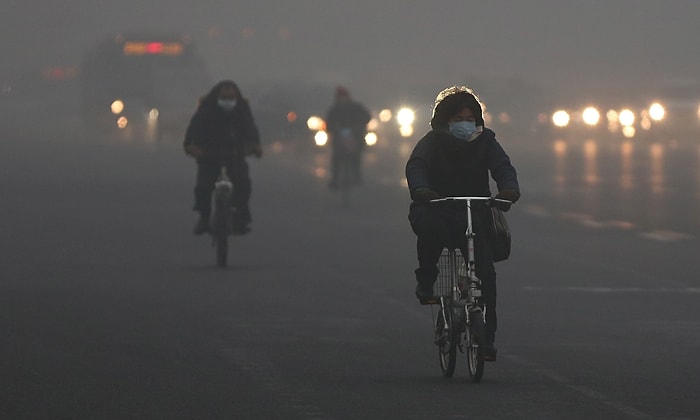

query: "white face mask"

left=448, top=120, right=478, bottom=140
left=217, top=99, right=237, bottom=111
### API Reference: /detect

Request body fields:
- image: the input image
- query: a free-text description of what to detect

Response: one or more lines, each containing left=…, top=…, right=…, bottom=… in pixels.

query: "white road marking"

left=525, top=204, right=695, bottom=242
left=522, top=286, right=700, bottom=294
left=639, top=230, right=694, bottom=242
left=504, top=353, right=653, bottom=419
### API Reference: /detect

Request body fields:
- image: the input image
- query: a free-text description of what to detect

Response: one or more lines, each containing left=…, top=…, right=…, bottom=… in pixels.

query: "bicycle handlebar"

left=429, top=196, right=513, bottom=204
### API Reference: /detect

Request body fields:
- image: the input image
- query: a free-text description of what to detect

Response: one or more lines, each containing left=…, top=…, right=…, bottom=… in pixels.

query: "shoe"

left=484, top=342, right=498, bottom=362
left=193, top=216, right=210, bottom=235
left=415, top=283, right=436, bottom=304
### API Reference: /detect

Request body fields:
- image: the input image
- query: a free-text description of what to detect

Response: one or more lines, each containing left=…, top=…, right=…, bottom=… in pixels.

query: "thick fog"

left=4, top=3, right=700, bottom=418
left=2, top=0, right=700, bottom=104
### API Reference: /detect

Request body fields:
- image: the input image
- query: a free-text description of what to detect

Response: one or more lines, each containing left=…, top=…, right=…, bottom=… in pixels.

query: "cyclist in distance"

left=405, top=86, right=521, bottom=361
left=324, top=86, right=371, bottom=189
left=184, top=80, right=262, bottom=235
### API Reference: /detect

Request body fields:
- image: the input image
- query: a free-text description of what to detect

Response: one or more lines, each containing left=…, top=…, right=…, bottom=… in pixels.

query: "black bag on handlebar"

left=490, top=207, right=511, bottom=262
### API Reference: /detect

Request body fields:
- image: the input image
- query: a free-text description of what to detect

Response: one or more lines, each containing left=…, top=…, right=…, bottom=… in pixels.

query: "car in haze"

left=80, top=33, right=210, bottom=141
left=639, top=79, right=700, bottom=141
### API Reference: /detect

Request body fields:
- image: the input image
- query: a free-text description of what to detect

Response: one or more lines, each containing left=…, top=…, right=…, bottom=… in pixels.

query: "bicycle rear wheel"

left=337, top=159, right=352, bottom=207
left=215, top=229, right=228, bottom=267
left=435, top=309, right=457, bottom=377
left=466, top=310, right=485, bottom=382
left=212, top=205, right=229, bottom=268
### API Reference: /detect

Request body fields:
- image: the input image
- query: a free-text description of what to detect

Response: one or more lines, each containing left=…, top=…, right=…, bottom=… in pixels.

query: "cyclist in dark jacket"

left=184, top=80, right=262, bottom=235
left=325, top=86, right=371, bottom=188
left=405, top=86, right=520, bottom=361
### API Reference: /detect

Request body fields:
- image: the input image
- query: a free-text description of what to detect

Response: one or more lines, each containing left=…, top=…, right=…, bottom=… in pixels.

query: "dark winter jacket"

left=184, top=99, right=260, bottom=161
left=406, top=128, right=519, bottom=203
left=325, top=100, right=371, bottom=145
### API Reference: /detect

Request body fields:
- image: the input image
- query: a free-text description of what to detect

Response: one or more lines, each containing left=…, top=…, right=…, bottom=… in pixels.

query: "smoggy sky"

left=2, top=0, right=699, bottom=99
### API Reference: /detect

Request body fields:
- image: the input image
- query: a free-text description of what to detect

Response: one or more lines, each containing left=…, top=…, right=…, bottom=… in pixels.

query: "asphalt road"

left=2, top=117, right=700, bottom=419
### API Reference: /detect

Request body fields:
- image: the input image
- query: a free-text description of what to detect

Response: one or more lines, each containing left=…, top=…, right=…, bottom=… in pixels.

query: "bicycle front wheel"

left=215, top=230, right=228, bottom=267
left=435, top=309, right=457, bottom=378
left=466, top=310, right=485, bottom=382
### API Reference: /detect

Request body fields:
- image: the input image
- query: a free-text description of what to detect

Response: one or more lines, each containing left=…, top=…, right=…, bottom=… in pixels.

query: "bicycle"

left=333, top=128, right=362, bottom=207
left=427, top=196, right=511, bottom=383
left=187, top=145, right=260, bottom=268
left=211, top=165, right=234, bottom=268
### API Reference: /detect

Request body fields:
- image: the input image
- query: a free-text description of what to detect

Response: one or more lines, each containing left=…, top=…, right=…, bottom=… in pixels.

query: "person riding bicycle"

left=405, top=86, right=520, bottom=361
left=184, top=80, right=262, bottom=235
left=325, top=86, right=371, bottom=189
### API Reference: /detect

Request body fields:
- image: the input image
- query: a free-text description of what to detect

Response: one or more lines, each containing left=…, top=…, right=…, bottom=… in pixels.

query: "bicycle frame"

left=429, top=196, right=510, bottom=381
left=431, top=197, right=493, bottom=309
left=212, top=165, right=234, bottom=267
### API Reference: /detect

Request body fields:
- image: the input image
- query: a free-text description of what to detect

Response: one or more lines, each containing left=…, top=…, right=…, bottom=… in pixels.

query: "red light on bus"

left=123, top=41, right=184, bottom=56
left=146, top=43, right=163, bottom=54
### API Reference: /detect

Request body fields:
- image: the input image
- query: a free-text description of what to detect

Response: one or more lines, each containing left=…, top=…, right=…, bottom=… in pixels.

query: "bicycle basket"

left=434, top=249, right=467, bottom=298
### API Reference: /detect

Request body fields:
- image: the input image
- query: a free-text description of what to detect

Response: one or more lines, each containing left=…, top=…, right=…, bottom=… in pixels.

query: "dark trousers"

left=193, top=158, right=252, bottom=227
left=409, top=203, right=498, bottom=343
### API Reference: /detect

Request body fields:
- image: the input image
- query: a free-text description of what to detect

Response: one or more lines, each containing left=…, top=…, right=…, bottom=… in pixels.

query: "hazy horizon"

left=2, top=0, right=699, bottom=105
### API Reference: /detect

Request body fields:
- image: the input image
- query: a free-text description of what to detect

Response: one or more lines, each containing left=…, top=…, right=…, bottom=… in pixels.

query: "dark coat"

left=405, top=128, right=519, bottom=217
left=325, top=100, right=371, bottom=145
left=184, top=99, right=260, bottom=162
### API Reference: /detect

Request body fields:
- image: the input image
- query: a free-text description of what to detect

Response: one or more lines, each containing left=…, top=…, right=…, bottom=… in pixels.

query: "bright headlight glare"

left=649, top=103, right=665, bottom=121
left=314, top=130, right=328, bottom=146
left=396, top=108, right=415, bottom=126
left=582, top=107, right=600, bottom=126
left=364, top=132, right=378, bottom=146
left=619, top=109, right=635, bottom=127
left=111, top=99, right=125, bottom=115
left=307, top=116, right=325, bottom=131
left=552, top=110, right=570, bottom=127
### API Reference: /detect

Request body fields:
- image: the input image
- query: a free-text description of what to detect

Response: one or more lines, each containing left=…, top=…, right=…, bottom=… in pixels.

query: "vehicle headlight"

left=396, top=107, right=415, bottom=127
left=649, top=102, right=665, bottom=121
left=307, top=116, right=325, bottom=131
left=314, top=130, right=328, bottom=146
left=378, top=109, right=392, bottom=122
left=364, top=132, right=378, bottom=146
left=619, top=109, right=635, bottom=127
left=582, top=107, right=600, bottom=126
left=111, top=99, right=125, bottom=115
left=552, top=110, right=570, bottom=127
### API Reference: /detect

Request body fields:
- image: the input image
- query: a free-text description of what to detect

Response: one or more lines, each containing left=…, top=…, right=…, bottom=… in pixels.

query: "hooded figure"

left=184, top=80, right=262, bottom=235
left=405, top=85, right=521, bottom=361
left=324, top=86, right=371, bottom=189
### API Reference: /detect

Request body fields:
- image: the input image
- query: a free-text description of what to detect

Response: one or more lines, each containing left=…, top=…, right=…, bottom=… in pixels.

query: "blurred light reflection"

left=622, top=126, right=636, bottom=138
left=552, top=139, right=567, bottom=188
left=620, top=140, right=634, bottom=190
left=399, top=125, right=414, bottom=138
left=583, top=139, right=598, bottom=185
left=649, top=143, right=664, bottom=194
left=582, top=107, right=600, bottom=126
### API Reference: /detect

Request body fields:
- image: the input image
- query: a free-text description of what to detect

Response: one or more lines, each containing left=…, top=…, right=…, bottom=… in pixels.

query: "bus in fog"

left=80, top=33, right=210, bottom=140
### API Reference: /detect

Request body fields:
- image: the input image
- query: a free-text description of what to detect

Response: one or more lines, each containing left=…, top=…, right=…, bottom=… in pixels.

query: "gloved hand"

left=184, top=144, right=204, bottom=158
left=245, top=143, right=263, bottom=158
left=412, top=187, right=441, bottom=203
left=491, top=189, right=520, bottom=212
